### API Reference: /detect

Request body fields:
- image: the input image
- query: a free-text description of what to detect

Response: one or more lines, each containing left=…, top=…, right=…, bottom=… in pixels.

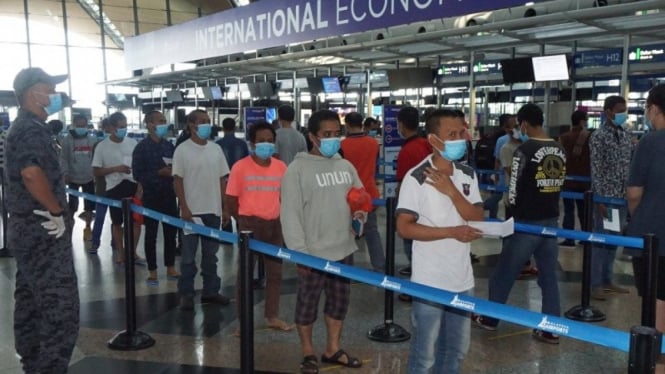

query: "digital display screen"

left=322, top=77, right=342, bottom=93
left=500, top=57, right=535, bottom=83
left=532, top=54, right=569, bottom=82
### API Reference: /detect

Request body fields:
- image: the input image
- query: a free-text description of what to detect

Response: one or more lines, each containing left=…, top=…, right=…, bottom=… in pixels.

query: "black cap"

left=13, top=67, right=67, bottom=99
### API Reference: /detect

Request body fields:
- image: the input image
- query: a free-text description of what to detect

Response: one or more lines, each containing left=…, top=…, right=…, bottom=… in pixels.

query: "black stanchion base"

left=565, top=305, right=606, bottom=322
left=0, top=247, right=12, bottom=258
left=108, top=330, right=155, bottom=351
left=367, top=322, right=411, bottom=343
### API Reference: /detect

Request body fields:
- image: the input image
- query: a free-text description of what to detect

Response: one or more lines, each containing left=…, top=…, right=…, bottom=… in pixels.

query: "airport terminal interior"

left=2, top=0, right=665, bottom=373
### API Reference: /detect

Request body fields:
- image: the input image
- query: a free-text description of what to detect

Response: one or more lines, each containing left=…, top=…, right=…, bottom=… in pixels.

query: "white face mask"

left=511, top=128, right=521, bottom=140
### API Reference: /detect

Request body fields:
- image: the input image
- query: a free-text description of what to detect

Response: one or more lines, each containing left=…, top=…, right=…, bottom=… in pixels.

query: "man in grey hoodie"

left=60, top=114, right=96, bottom=246
left=281, top=110, right=365, bottom=373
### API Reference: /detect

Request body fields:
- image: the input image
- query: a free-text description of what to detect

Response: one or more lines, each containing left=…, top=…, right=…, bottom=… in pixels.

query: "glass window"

left=69, top=47, right=106, bottom=120
left=0, top=43, right=29, bottom=91
left=28, top=0, right=65, bottom=45
left=30, top=45, right=68, bottom=77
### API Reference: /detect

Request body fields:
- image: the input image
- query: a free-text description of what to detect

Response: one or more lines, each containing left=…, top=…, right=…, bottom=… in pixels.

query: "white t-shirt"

left=91, top=137, right=137, bottom=191
left=172, top=139, right=230, bottom=216
left=396, top=155, right=482, bottom=292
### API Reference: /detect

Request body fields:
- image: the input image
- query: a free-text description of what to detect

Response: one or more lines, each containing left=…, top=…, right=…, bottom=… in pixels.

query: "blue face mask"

left=318, top=137, right=341, bottom=158
left=115, top=128, right=127, bottom=139
left=74, top=127, right=88, bottom=137
left=433, top=136, right=467, bottom=161
left=196, top=124, right=212, bottom=140
left=155, top=124, right=168, bottom=138
left=613, top=112, right=628, bottom=127
left=43, top=93, right=63, bottom=115
left=254, top=142, right=275, bottom=160
left=368, top=130, right=377, bottom=137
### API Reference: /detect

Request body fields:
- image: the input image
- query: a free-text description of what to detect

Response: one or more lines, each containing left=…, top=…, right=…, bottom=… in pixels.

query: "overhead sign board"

left=438, top=63, right=470, bottom=77
left=573, top=49, right=622, bottom=68
left=629, top=44, right=665, bottom=63
left=472, top=60, right=502, bottom=74
left=125, top=0, right=527, bottom=70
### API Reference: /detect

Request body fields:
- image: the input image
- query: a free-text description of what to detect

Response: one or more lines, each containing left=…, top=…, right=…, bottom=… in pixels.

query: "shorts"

left=106, top=180, right=138, bottom=225
left=295, top=255, right=353, bottom=325
left=632, top=256, right=665, bottom=301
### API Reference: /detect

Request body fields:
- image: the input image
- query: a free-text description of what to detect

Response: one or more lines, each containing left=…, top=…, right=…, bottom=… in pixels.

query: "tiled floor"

left=0, top=203, right=645, bottom=373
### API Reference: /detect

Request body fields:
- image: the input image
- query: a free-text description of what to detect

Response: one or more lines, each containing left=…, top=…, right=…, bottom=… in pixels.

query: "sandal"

left=300, top=355, right=319, bottom=374
left=321, top=349, right=362, bottom=368
left=266, top=318, right=295, bottom=332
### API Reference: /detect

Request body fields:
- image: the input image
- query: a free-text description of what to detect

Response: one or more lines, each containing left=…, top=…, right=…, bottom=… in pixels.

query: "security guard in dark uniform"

left=7, top=68, right=79, bottom=373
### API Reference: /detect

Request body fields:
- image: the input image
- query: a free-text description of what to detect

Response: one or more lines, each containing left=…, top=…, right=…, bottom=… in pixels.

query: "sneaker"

left=398, top=266, right=412, bottom=276
left=532, top=329, right=559, bottom=344
left=146, top=271, right=158, bottom=286
left=591, top=287, right=607, bottom=301
left=201, top=294, right=230, bottom=306
left=180, top=296, right=194, bottom=311
left=471, top=314, right=497, bottom=331
left=603, top=283, right=629, bottom=294
left=559, top=240, right=576, bottom=247
left=166, top=267, right=181, bottom=280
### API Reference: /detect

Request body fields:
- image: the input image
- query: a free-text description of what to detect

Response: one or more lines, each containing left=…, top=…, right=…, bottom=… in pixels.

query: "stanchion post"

left=565, top=190, right=605, bottom=322
left=641, top=234, right=659, bottom=327
left=0, top=171, right=11, bottom=258
left=239, top=231, right=254, bottom=374
left=629, top=326, right=661, bottom=374
left=108, top=198, right=155, bottom=351
left=367, top=197, right=410, bottom=342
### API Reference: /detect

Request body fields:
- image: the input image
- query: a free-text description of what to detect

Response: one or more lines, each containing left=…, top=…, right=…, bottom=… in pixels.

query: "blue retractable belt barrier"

left=475, top=169, right=591, bottom=183
left=515, top=222, right=643, bottom=249
left=478, top=183, right=624, bottom=205
left=65, top=188, right=661, bottom=353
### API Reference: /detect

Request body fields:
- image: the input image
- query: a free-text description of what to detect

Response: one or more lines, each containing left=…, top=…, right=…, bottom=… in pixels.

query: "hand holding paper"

left=467, top=218, right=514, bottom=238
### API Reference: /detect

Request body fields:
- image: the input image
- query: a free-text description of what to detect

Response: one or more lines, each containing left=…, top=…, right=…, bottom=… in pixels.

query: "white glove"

left=33, top=209, right=66, bottom=238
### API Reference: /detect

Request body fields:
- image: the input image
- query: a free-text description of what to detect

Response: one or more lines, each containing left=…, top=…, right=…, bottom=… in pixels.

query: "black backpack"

left=474, top=131, right=501, bottom=170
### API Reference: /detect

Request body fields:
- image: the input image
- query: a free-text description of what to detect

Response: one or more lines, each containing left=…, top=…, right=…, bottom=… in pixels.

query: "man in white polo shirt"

left=396, top=109, right=484, bottom=374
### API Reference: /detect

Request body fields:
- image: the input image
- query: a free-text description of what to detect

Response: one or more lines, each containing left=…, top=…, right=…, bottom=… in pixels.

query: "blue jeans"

left=363, top=210, right=385, bottom=272
left=486, top=217, right=560, bottom=326
left=407, top=291, right=472, bottom=374
left=91, top=202, right=108, bottom=247
left=178, top=214, right=222, bottom=297
left=591, top=204, right=626, bottom=288
left=403, top=238, right=413, bottom=265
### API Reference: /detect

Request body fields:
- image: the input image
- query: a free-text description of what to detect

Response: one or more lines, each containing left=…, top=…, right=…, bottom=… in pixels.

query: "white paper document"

left=184, top=217, right=204, bottom=235
left=468, top=218, right=514, bottom=238
left=122, top=156, right=132, bottom=167
left=602, top=208, right=621, bottom=232
left=162, top=157, right=173, bottom=166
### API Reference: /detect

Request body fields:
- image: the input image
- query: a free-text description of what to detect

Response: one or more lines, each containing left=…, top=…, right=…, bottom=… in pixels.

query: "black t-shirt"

left=508, top=139, right=566, bottom=220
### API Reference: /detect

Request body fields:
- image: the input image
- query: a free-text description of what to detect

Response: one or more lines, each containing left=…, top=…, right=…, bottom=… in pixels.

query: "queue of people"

left=10, top=66, right=665, bottom=374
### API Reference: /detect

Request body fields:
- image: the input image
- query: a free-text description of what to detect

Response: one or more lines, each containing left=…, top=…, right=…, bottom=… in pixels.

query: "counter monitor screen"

left=322, top=77, right=342, bottom=93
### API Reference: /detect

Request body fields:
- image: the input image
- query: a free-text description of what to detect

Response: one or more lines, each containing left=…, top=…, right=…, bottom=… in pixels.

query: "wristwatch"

left=50, top=210, right=64, bottom=217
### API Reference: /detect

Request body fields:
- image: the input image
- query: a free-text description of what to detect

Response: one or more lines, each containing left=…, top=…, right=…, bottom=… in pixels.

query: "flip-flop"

left=321, top=349, right=362, bottom=368
left=300, top=355, right=318, bottom=374
left=266, top=319, right=295, bottom=331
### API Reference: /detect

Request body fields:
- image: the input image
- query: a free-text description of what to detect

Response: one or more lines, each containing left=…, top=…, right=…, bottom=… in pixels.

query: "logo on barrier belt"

left=324, top=261, right=341, bottom=274
left=450, top=294, right=476, bottom=311
left=541, top=228, right=557, bottom=236
left=184, top=223, right=193, bottom=232
left=587, top=234, right=606, bottom=243
left=209, top=229, right=220, bottom=239
left=163, top=216, right=172, bottom=224
left=537, top=316, right=569, bottom=335
left=380, top=276, right=401, bottom=291
left=276, top=248, right=291, bottom=260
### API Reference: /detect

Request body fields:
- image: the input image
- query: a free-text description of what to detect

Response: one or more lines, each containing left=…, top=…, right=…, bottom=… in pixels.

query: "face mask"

left=368, top=130, right=377, bottom=137
left=519, top=126, right=529, bottom=142
left=254, top=142, right=275, bottom=160
left=74, top=127, right=88, bottom=137
left=318, top=137, right=341, bottom=158
left=39, top=92, right=63, bottom=115
left=433, top=136, right=466, bottom=161
left=645, top=108, right=654, bottom=131
left=115, top=128, right=127, bottom=139
left=511, top=128, right=521, bottom=140
left=155, top=124, right=168, bottom=138
left=613, top=112, right=628, bottom=127
left=196, top=124, right=212, bottom=140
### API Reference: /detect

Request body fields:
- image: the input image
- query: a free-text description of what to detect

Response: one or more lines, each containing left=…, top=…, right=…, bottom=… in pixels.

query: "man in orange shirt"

left=225, top=120, right=293, bottom=332
left=341, top=112, right=385, bottom=272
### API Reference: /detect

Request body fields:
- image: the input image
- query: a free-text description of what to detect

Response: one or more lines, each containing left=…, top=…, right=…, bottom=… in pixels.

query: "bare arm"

left=21, top=166, right=63, bottom=214
left=173, top=175, right=192, bottom=221
left=626, top=186, right=643, bottom=216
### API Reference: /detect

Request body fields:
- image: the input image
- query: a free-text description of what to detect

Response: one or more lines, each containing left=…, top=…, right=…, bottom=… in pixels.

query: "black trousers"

left=143, top=191, right=178, bottom=271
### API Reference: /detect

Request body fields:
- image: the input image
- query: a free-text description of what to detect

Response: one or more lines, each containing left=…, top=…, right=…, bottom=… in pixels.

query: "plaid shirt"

left=589, top=122, right=632, bottom=198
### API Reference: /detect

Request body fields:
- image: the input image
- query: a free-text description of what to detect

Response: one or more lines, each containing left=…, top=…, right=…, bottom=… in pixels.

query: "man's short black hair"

left=425, top=109, right=463, bottom=135
left=73, top=115, right=88, bottom=125
left=109, top=111, right=126, bottom=127
left=517, top=103, right=544, bottom=127
left=344, top=112, right=363, bottom=127
left=647, top=84, right=665, bottom=115
left=308, top=110, right=340, bottom=135
left=222, top=117, right=236, bottom=131
left=499, top=114, right=514, bottom=128
left=571, top=110, right=588, bottom=127
left=278, top=105, right=295, bottom=122
left=603, top=95, right=626, bottom=111
left=186, top=109, right=207, bottom=124
left=143, top=110, right=162, bottom=125
left=248, top=120, right=276, bottom=143
left=48, top=119, right=63, bottom=135
left=363, top=117, right=377, bottom=129
left=397, top=106, right=419, bottom=130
